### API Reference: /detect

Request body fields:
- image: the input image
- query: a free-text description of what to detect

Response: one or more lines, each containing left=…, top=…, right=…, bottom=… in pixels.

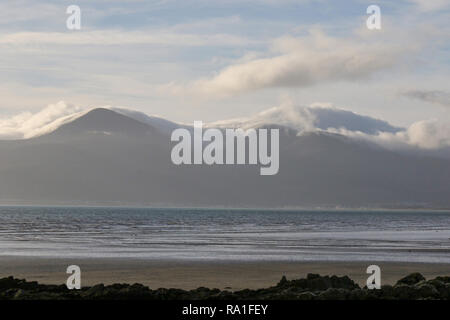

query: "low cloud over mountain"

left=0, top=102, right=449, bottom=208
left=0, top=102, right=85, bottom=140
left=2, top=101, right=450, bottom=153
left=208, top=102, right=401, bottom=135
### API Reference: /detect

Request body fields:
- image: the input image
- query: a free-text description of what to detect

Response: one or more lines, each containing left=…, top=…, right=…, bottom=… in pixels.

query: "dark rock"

left=0, top=277, right=20, bottom=290
left=318, top=288, right=349, bottom=300
left=416, top=283, right=439, bottom=299
left=277, top=275, right=288, bottom=287
left=396, top=273, right=426, bottom=286
left=378, top=285, right=394, bottom=299
left=0, top=273, right=448, bottom=300
left=13, top=289, right=26, bottom=299
left=393, top=284, right=419, bottom=300
left=291, top=274, right=359, bottom=291
left=434, top=276, right=450, bottom=284
left=296, top=292, right=316, bottom=300
left=84, top=284, right=105, bottom=298
left=306, top=273, right=321, bottom=280
left=348, top=288, right=370, bottom=300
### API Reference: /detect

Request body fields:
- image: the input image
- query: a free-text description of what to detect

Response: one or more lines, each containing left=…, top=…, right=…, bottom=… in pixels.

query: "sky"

left=0, top=0, right=449, bottom=127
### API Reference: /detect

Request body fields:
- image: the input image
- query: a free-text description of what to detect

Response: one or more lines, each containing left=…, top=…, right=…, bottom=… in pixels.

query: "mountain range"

left=0, top=106, right=449, bottom=208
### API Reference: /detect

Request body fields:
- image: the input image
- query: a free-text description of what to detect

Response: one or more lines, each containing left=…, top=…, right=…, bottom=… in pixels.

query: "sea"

left=0, top=206, right=449, bottom=263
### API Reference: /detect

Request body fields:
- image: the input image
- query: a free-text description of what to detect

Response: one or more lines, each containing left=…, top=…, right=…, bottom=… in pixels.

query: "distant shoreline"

left=1, top=204, right=450, bottom=211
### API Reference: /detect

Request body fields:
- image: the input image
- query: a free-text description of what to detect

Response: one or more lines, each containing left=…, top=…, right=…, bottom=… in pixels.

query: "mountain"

left=47, top=108, right=159, bottom=138
left=0, top=107, right=449, bottom=208
left=207, top=104, right=402, bottom=134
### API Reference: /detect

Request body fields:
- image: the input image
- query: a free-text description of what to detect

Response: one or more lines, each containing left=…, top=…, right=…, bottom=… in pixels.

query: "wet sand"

left=1, top=256, right=449, bottom=290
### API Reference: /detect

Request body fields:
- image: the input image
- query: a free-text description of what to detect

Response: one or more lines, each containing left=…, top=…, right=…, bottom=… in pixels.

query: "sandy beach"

left=1, top=256, right=449, bottom=290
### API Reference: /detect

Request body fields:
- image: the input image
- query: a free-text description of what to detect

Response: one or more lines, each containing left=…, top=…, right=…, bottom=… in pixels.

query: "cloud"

left=331, top=119, right=450, bottom=150
left=2, top=101, right=449, bottom=153
left=0, top=1, right=61, bottom=25
left=402, top=90, right=450, bottom=107
left=0, top=101, right=86, bottom=139
left=0, top=102, right=184, bottom=140
left=407, top=0, right=450, bottom=12
left=162, top=30, right=411, bottom=97
left=207, top=101, right=401, bottom=134
left=208, top=100, right=450, bottom=150
left=0, top=30, right=256, bottom=47
left=404, top=120, right=450, bottom=148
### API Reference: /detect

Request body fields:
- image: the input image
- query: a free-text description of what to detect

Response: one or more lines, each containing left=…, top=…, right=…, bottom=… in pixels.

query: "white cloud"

left=1, top=100, right=449, bottom=152
left=0, top=101, right=86, bottom=139
left=0, top=30, right=256, bottom=47
left=162, top=30, right=411, bottom=97
left=328, top=120, right=450, bottom=150
left=207, top=100, right=400, bottom=134
left=402, top=90, right=450, bottom=108
left=209, top=100, right=450, bottom=150
left=407, top=0, right=450, bottom=12
left=404, top=120, right=450, bottom=148
left=0, top=1, right=61, bottom=25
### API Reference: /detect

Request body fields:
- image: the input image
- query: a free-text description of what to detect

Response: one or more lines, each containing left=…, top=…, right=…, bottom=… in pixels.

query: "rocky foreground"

left=1, top=273, right=449, bottom=300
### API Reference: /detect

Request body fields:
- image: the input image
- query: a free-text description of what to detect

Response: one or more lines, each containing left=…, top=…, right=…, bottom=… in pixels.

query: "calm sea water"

left=0, top=207, right=449, bottom=263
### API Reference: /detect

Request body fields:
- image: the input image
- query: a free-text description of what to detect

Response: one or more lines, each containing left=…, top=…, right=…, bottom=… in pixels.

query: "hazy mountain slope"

left=0, top=108, right=449, bottom=208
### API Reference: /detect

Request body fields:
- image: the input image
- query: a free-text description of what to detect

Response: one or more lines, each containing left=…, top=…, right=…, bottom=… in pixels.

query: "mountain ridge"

left=1, top=106, right=449, bottom=208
